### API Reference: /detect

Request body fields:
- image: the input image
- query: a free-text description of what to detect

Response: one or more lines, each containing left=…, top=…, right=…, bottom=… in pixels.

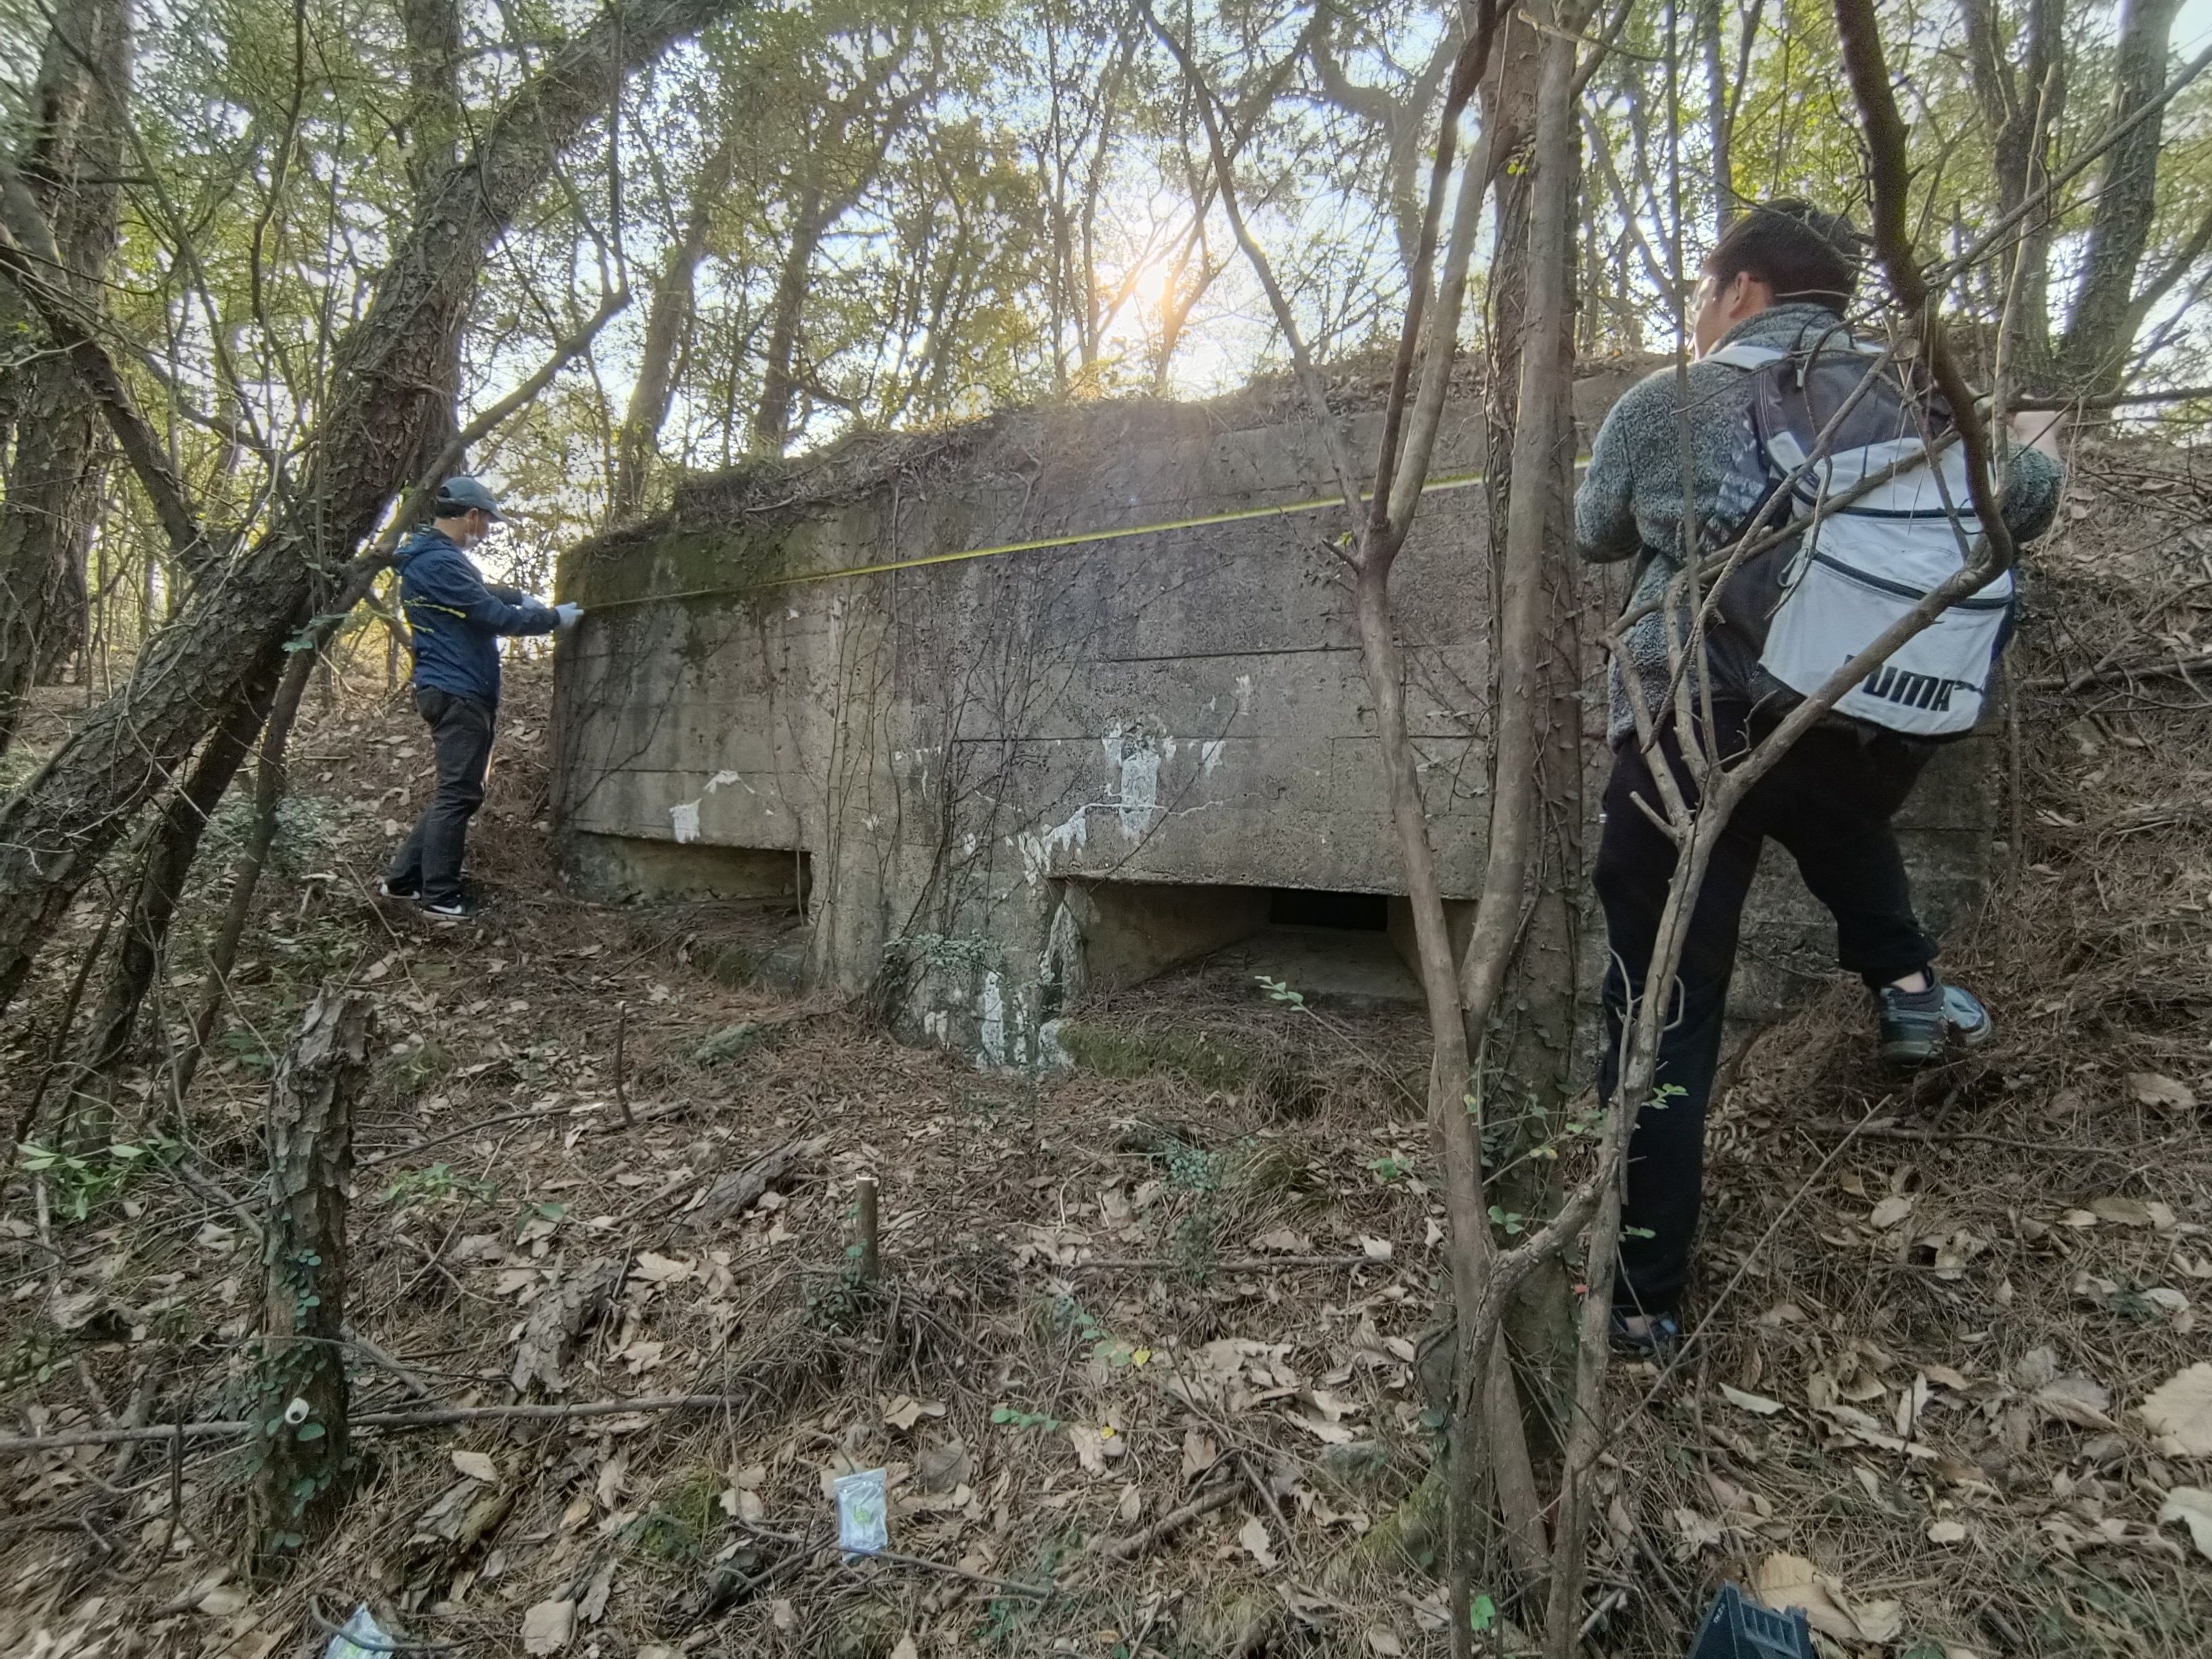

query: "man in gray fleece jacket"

left=1576, top=201, right=2065, bottom=1351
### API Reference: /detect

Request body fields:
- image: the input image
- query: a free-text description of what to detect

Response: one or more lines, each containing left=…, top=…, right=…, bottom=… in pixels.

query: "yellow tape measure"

left=583, top=461, right=1584, bottom=612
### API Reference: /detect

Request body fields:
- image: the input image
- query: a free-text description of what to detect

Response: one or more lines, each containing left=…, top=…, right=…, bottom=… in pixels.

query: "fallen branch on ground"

left=0, top=1390, right=758, bottom=1456
left=2027, top=649, right=2212, bottom=693
left=1096, top=1475, right=1239, bottom=1560
left=1800, top=1120, right=2156, bottom=1155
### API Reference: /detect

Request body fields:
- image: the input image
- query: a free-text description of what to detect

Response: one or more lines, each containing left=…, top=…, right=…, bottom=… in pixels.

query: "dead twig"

left=2027, top=648, right=2212, bottom=693
left=0, top=1389, right=764, bottom=1456
left=1799, top=1120, right=2152, bottom=1156
left=612, top=1001, right=634, bottom=1128
left=1097, top=1475, right=1239, bottom=1561
left=1057, top=1252, right=1380, bottom=1271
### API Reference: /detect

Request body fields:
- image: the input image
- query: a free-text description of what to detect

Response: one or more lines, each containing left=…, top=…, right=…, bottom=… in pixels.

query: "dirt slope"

left=2, top=442, right=2211, bottom=1658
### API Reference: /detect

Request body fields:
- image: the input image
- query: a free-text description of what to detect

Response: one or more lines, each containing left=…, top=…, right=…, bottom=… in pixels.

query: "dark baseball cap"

left=434, top=476, right=503, bottom=520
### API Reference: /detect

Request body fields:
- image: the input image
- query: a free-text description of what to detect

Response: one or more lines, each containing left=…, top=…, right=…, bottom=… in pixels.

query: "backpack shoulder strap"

left=1701, top=342, right=1786, bottom=371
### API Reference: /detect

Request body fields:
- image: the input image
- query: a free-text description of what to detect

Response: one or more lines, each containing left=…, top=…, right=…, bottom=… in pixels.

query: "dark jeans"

left=1597, top=705, right=1938, bottom=1317
left=385, top=687, right=495, bottom=904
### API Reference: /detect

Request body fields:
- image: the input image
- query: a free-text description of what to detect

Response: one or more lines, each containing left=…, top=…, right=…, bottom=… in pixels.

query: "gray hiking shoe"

left=1877, top=981, right=1992, bottom=1065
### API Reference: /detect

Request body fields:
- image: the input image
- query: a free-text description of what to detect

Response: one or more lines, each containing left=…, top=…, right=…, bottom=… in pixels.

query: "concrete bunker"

left=552, top=382, right=1999, bottom=1061
left=1063, top=878, right=1420, bottom=1008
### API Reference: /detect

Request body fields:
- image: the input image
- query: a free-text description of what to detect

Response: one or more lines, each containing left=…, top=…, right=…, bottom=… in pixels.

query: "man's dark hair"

left=1703, top=199, right=1863, bottom=314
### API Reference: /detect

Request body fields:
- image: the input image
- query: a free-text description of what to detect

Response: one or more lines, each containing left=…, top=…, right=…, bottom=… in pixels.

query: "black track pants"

left=385, top=687, right=495, bottom=904
left=1596, top=705, right=1938, bottom=1317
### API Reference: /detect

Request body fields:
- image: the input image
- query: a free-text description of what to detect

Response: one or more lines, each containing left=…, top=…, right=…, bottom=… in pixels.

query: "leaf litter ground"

left=3, top=439, right=2212, bottom=1657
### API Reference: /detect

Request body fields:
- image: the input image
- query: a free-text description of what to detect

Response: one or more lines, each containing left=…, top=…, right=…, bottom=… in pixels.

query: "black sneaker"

left=1877, top=981, right=1993, bottom=1066
left=1610, top=1309, right=1681, bottom=1361
left=417, top=894, right=481, bottom=922
left=377, top=876, right=420, bottom=899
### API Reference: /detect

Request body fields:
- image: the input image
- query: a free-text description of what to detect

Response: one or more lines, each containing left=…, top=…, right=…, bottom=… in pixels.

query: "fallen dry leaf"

left=1183, top=1427, right=1219, bottom=1477
left=1069, top=1425, right=1110, bottom=1475
left=451, top=1449, right=498, bottom=1483
left=915, top=1439, right=972, bottom=1494
left=1719, top=1383, right=1784, bottom=1416
left=2013, top=1346, right=2060, bottom=1389
left=2140, top=1363, right=2212, bottom=1456
left=2089, top=1197, right=2156, bottom=1227
left=1239, top=1513, right=1278, bottom=1570
left=1753, top=1551, right=1898, bottom=1645
left=1672, top=1507, right=1725, bottom=1555
left=2130, top=1071, right=2197, bottom=1109
left=1366, top=1630, right=1405, bottom=1656
left=1357, top=1234, right=1393, bottom=1261
left=618, top=1338, right=665, bottom=1376
left=2034, top=1374, right=2115, bottom=1429
left=630, top=1251, right=694, bottom=1284
left=1927, top=1519, right=1968, bottom=1544
left=577, top=1557, right=617, bottom=1624
left=884, top=1395, right=945, bottom=1432
left=2156, top=1486, right=2212, bottom=1562
left=520, top=1598, right=575, bottom=1655
left=1870, top=1195, right=1914, bottom=1230
left=890, top=1639, right=919, bottom=1659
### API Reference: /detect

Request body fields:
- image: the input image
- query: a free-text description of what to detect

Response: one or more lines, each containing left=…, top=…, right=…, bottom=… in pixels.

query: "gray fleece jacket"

left=1575, top=302, right=2066, bottom=744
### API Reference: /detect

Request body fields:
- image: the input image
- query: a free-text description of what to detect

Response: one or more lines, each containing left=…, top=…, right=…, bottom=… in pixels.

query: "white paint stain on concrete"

left=1101, top=727, right=1161, bottom=837
left=705, top=769, right=743, bottom=792
left=670, top=800, right=701, bottom=843
left=1019, top=803, right=1090, bottom=884
left=977, top=972, right=1006, bottom=1067
left=1200, top=738, right=1225, bottom=773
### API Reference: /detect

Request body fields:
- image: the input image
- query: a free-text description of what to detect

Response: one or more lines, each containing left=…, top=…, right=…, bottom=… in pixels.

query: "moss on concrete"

left=1054, top=1020, right=1253, bottom=1090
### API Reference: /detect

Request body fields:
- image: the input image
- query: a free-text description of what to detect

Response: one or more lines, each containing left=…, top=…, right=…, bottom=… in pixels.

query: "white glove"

left=554, top=602, right=582, bottom=627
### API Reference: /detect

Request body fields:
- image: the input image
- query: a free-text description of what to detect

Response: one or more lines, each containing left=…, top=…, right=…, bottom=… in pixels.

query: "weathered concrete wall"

left=552, top=380, right=1995, bottom=1058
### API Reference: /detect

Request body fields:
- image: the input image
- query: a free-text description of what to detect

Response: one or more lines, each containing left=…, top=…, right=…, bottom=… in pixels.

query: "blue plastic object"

left=1687, top=1583, right=1816, bottom=1659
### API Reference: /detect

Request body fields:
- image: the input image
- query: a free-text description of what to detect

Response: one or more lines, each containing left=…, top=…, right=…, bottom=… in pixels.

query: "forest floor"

left=4, top=440, right=2212, bottom=1659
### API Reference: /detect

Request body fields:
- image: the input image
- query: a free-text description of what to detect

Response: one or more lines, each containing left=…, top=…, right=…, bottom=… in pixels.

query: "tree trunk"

left=1960, top=0, right=2064, bottom=384
left=615, top=131, right=738, bottom=516
left=1698, top=0, right=1732, bottom=231
left=249, top=991, right=370, bottom=1574
left=72, top=674, right=274, bottom=1145
left=0, top=0, right=746, bottom=1025
left=399, top=0, right=466, bottom=462
left=1475, top=5, right=1584, bottom=1436
left=751, top=181, right=827, bottom=457
left=2055, top=0, right=2177, bottom=394
left=0, top=0, right=131, bottom=756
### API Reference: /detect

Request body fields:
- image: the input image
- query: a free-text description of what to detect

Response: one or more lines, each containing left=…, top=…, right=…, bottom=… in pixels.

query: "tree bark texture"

left=2056, top=0, right=2179, bottom=394
left=399, top=0, right=467, bottom=462
left=1960, top=0, right=2064, bottom=384
left=615, top=129, right=737, bottom=516
left=0, top=0, right=747, bottom=1024
left=1470, top=4, right=1586, bottom=1447
left=249, top=991, right=370, bottom=1572
left=0, top=0, right=132, bottom=756
left=73, top=671, right=275, bottom=1144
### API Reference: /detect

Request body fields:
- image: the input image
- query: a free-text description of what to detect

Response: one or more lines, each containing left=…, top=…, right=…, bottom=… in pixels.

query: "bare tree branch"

left=0, top=161, right=203, bottom=564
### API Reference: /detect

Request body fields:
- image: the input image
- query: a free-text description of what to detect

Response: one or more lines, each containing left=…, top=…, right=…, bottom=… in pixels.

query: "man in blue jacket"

left=380, top=477, right=578, bottom=920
